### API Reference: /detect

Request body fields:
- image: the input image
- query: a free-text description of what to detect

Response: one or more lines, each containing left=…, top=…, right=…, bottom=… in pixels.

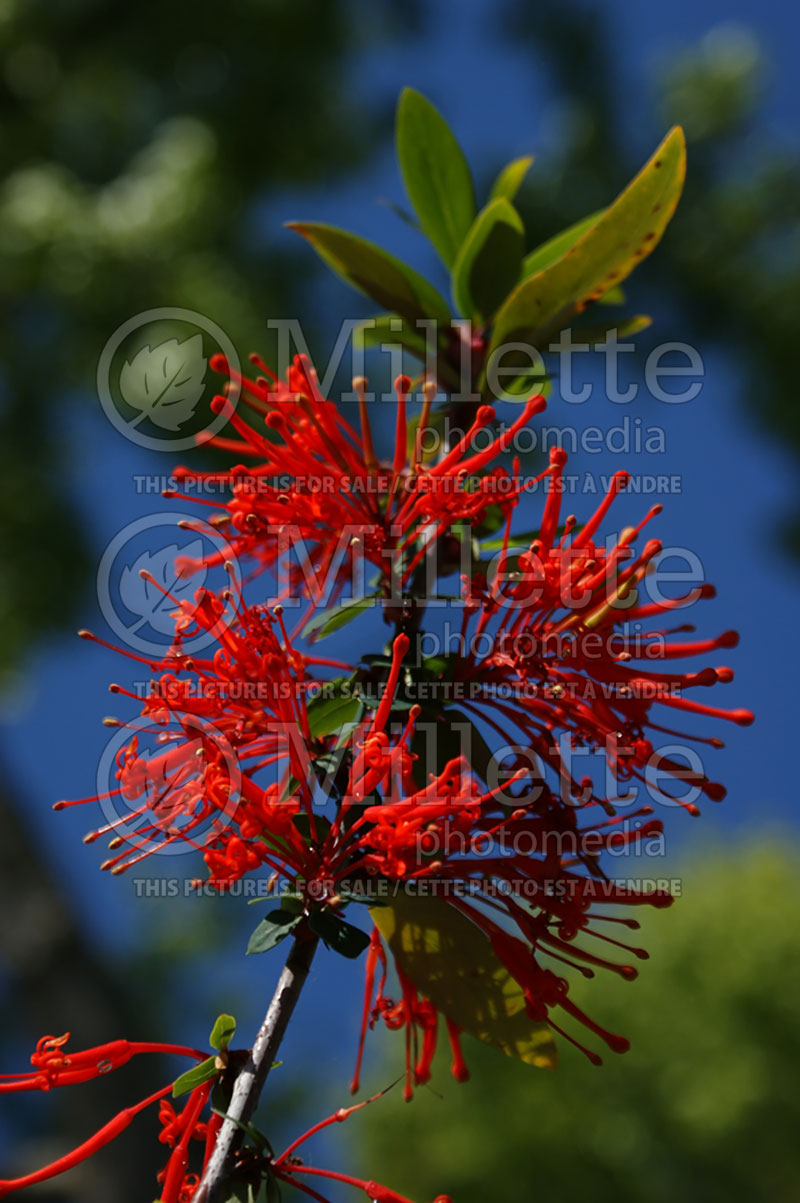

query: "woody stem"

left=194, top=931, right=319, bottom=1203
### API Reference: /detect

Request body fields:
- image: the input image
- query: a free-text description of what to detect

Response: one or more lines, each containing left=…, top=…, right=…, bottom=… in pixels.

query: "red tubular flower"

left=349, top=780, right=672, bottom=1082
left=0, top=1034, right=209, bottom=1200
left=446, top=445, right=754, bottom=817
left=0, top=1031, right=448, bottom=1201
left=168, top=354, right=547, bottom=623
left=0, top=1033, right=206, bottom=1094
left=269, top=1091, right=451, bottom=1203
left=59, top=584, right=352, bottom=887
left=339, top=448, right=754, bottom=1083
left=58, top=379, right=752, bottom=1093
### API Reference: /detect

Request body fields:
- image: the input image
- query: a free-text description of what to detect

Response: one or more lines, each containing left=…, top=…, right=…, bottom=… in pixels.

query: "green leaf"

left=452, top=199, right=525, bottom=324
left=209, top=1013, right=236, bottom=1052
left=309, top=910, right=371, bottom=958
left=302, top=593, right=381, bottom=641
left=306, top=684, right=364, bottom=741
left=354, top=314, right=434, bottom=360
left=420, top=653, right=456, bottom=677
left=576, top=314, right=653, bottom=344
left=354, top=315, right=459, bottom=389
left=291, top=812, right=333, bottom=844
left=372, top=894, right=557, bottom=1069
left=487, top=127, right=686, bottom=362
left=396, top=87, right=476, bottom=268
left=246, top=910, right=301, bottom=956
left=489, top=155, right=535, bottom=203
left=598, top=283, right=626, bottom=306
left=521, top=210, right=604, bottom=278
left=286, top=222, right=450, bottom=326
left=265, top=1176, right=282, bottom=1203
left=172, top=1055, right=217, bottom=1098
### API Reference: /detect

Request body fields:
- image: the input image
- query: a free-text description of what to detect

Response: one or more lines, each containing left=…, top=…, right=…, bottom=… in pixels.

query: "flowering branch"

left=0, top=85, right=754, bottom=1203
left=193, top=930, right=319, bottom=1203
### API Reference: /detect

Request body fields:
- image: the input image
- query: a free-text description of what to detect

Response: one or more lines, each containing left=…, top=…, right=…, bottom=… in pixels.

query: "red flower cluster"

left=56, top=376, right=753, bottom=1084
left=29, top=341, right=753, bottom=1202
left=445, top=445, right=753, bottom=817
left=169, top=355, right=546, bottom=622
left=0, top=1033, right=450, bottom=1202
left=60, top=582, right=349, bottom=884
left=0, top=1033, right=208, bottom=1201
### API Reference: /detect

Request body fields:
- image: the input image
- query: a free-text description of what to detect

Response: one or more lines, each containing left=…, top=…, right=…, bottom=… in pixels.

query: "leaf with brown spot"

left=485, top=127, right=686, bottom=368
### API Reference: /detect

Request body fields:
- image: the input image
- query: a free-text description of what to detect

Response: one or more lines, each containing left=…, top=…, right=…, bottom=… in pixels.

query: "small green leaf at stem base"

left=209, top=1013, right=236, bottom=1052
left=172, top=1055, right=217, bottom=1098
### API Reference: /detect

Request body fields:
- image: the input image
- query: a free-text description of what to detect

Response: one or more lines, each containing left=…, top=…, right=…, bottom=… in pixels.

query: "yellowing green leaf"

left=489, top=155, right=534, bottom=203
left=598, top=283, right=626, bottom=306
left=521, top=209, right=604, bottom=278
left=488, top=127, right=686, bottom=360
left=577, top=314, right=653, bottom=344
left=371, top=894, right=557, bottom=1070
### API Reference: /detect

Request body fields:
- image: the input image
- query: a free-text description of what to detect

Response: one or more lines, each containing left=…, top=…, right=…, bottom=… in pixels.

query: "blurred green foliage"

left=355, top=840, right=800, bottom=1203
left=507, top=3, right=800, bottom=548
left=0, top=0, right=419, bottom=676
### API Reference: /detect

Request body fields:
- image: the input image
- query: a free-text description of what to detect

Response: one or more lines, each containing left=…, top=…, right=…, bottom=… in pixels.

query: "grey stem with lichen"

left=193, top=931, right=319, bottom=1203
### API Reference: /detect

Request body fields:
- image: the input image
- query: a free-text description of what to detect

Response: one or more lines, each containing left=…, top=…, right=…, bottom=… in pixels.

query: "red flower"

left=337, top=448, right=755, bottom=1085
left=0, top=1036, right=448, bottom=1203
left=349, top=782, right=673, bottom=1086
left=268, top=1090, right=452, bottom=1203
left=60, top=585, right=351, bottom=886
left=59, top=403, right=753, bottom=1090
left=168, top=354, right=546, bottom=624
left=0, top=1034, right=209, bottom=1201
left=445, top=446, right=754, bottom=816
